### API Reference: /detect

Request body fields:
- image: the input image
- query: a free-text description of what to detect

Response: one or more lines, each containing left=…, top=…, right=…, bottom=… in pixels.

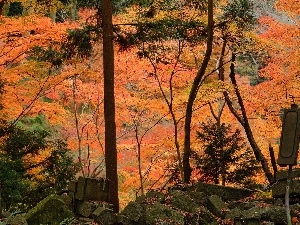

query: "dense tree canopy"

left=0, top=0, right=298, bottom=210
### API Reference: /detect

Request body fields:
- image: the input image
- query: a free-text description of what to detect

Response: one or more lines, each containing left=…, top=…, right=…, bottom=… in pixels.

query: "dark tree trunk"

left=102, top=0, right=119, bottom=213
left=224, top=54, right=274, bottom=184
left=183, top=0, right=214, bottom=183
left=0, top=1, right=7, bottom=16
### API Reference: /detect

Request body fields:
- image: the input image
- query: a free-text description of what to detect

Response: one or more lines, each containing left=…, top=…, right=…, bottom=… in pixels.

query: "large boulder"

left=145, top=203, right=185, bottom=225
left=25, top=194, right=74, bottom=225
left=75, top=200, right=96, bottom=217
left=207, top=195, right=229, bottom=218
left=261, top=206, right=286, bottom=224
left=186, top=191, right=208, bottom=207
left=92, top=206, right=116, bottom=225
left=120, top=201, right=145, bottom=224
left=6, top=214, right=27, bottom=225
left=75, top=176, right=109, bottom=201
left=195, top=182, right=255, bottom=201
left=136, top=190, right=165, bottom=204
left=168, top=190, right=200, bottom=213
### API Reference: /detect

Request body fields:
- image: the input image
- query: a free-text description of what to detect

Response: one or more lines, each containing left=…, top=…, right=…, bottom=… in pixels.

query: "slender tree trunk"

left=69, top=0, right=77, bottom=21
left=285, top=165, right=293, bottom=225
left=269, top=144, right=277, bottom=182
left=72, top=75, right=85, bottom=177
left=0, top=2, right=4, bottom=16
left=135, top=124, right=144, bottom=196
left=49, top=4, right=56, bottom=22
left=183, top=0, right=214, bottom=183
left=102, top=0, right=119, bottom=213
left=224, top=54, right=274, bottom=184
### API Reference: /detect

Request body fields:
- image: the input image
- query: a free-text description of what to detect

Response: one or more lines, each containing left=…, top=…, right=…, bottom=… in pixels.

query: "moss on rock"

left=145, top=203, right=185, bottom=225
left=25, top=194, right=74, bottom=225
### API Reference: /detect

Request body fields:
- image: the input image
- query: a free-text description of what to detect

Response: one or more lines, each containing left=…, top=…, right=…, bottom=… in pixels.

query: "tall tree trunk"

left=49, top=4, right=56, bottom=22
left=0, top=1, right=7, bottom=16
left=69, top=0, right=77, bottom=21
left=102, top=0, right=119, bottom=213
left=224, top=54, right=274, bottom=184
left=183, top=0, right=214, bottom=183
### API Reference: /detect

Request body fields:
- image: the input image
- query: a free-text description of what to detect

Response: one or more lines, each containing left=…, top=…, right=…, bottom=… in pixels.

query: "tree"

left=0, top=116, right=78, bottom=211
left=102, top=0, right=119, bottom=213
left=224, top=54, right=274, bottom=184
left=182, top=0, right=214, bottom=183
left=194, top=120, right=260, bottom=187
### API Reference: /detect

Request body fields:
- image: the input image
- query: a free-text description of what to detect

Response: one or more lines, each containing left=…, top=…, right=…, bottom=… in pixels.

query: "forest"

left=0, top=0, right=299, bottom=214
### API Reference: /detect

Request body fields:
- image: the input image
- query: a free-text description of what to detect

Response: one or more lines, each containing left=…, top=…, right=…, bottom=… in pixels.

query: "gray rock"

left=168, top=190, right=200, bottom=213
left=92, top=206, right=116, bottom=225
left=75, top=176, right=109, bottom=201
left=145, top=203, right=185, bottom=225
left=197, top=206, right=219, bottom=225
left=6, top=214, right=27, bottom=225
left=225, top=207, right=242, bottom=220
left=196, top=182, right=255, bottom=200
left=276, top=168, right=300, bottom=180
left=241, top=207, right=265, bottom=219
left=262, top=206, right=286, bottom=224
left=272, top=179, right=300, bottom=198
left=117, top=215, right=132, bottom=225
left=25, top=194, right=74, bottom=225
left=76, top=200, right=96, bottom=217
left=207, top=195, right=229, bottom=218
left=120, top=201, right=144, bottom=223
left=186, top=191, right=208, bottom=207
left=136, top=191, right=165, bottom=205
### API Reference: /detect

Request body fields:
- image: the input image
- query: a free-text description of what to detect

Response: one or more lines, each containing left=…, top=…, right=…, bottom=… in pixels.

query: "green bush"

left=0, top=116, right=79, bottom=211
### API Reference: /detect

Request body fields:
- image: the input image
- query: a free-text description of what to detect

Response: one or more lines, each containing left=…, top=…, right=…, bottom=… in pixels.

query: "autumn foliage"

left=0, top=0, right=299, bottom=209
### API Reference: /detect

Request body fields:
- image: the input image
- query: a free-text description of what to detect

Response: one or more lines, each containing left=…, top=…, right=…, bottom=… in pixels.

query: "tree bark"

left=224, top=54, right=274, bottom=184
left=183, top=0, right=214, bottom=183
left=69, top=0, right=77, bottom=21
left=102, top=0, right=119, bottom=213
left=0, top=1, right=7, bottom=16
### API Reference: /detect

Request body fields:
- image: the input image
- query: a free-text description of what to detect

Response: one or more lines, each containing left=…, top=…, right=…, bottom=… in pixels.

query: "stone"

left=75, top=176, right=86, bottom=201
left=25, top=194, right=74, bottom=225
left=92, top=206, right=116, bottom=225
left=261, top=206, right=286, bottom=224
left=78, top=217, right=94, bottom=224
left=187, top=191, right=208, bottom=207
left=184, top=213, right=199, bottom=225
left=197, top=206, right=219, bottom=225
left=225, top=207, right=242, bottom=220
left=145, top=190, right=165, bottom=203
left=116, top=215, right=132, bottom=225
left=76, top=200, right=95, bottom=217
left=136, top=191, right=165, bottom=205
left=276, top=168, right=300, bottom=180
left=85, top=177, right=109, bottom=201
left=120, top=201, right=144, bottom=223
left=75, top=176, right=109, bottom=201
left=196, top=182, right=255, bottom=201
left=60, top=193, right=73, bottom=211
left=145, top=203, right=185, bottom=225
left=241, top=207, right=265, bottom=219
left=68, top=180, right=78, bottom=193
left=6, top=214, right=27, bottom=225
left=168, top=190, right=200, bottom=213
left=207, top=195, right=229, bottom=218
left=245, top=218, right=260, bottom=225
left=272, top=179, right=300, bottom=198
